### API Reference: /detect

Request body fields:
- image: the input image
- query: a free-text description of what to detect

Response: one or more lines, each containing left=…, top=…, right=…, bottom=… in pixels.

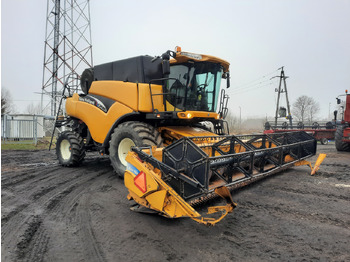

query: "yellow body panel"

left=89, top=81, right=138, bottom=111
left=176, top=111, right=219, bottom=120
left=125, top=150, right=236, bottom=225
left=88, top=81, right=167, bottom=113
left=159, top=126, right=215, bottom=138
left=165, top=100, right=180, bottom=111
left=66, top=93, right=133, bottom=143
left=125, top=152, right=201, bottom=219
left=158, top=126, right=216, bottom=145
left=145, top=190, right=167, bottom=211
left=138, top=83, right=165, bottom=112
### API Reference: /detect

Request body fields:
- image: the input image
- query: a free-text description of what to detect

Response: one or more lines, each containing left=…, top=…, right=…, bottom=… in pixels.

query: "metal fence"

left=1, top=115, right=46, bottom=144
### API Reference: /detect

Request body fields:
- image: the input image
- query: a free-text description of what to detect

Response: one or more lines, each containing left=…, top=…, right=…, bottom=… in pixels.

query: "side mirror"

left=226, top=72, right=230, bottom=88
left=336, top=98, right=341, bottom=104
left=162, top=60, right=170, bottom=75
left=161, top=52, right=171, bottom=75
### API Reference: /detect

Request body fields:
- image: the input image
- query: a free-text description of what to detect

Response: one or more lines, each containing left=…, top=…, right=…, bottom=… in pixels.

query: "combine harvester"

left=335, top=90, right=350, bottom=151
left=53, top=47, right=325, bottom=225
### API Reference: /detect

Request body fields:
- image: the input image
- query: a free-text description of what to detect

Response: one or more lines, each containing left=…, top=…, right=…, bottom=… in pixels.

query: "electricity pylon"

left=41, top=0, right=93, bottom=116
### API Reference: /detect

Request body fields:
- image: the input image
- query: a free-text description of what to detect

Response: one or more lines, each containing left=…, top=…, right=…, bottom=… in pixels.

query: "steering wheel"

left=196, top=83, right=207, bottom=92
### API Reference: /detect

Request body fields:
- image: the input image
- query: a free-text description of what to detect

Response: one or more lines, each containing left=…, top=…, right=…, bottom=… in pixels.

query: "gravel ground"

left=1, top=143, right=350, bottom=262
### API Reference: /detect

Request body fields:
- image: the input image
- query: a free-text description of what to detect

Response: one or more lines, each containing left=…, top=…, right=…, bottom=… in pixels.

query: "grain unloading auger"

left=124, top=131, right=326, bottom=225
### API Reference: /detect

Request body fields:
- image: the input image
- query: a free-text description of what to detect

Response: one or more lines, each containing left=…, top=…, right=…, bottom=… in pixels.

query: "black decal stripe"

left=86, top=94, right=116, bottom=112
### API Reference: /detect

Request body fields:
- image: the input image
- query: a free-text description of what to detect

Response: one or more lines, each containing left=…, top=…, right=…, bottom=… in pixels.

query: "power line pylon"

left=41, top=0, right=93, bottom=116
left=271, top=67, right=293, bottom=128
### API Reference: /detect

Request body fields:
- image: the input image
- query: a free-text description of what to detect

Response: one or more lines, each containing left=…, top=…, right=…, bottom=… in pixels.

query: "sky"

left=1, top=0, right=350, bottom=121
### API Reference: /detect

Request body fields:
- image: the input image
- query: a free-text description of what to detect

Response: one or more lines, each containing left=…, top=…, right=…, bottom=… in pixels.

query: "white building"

left=1, top=114, right=52, bottom=142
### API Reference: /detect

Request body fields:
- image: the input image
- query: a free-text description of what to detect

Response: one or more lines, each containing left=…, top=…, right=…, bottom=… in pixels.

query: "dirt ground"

left=1, top=143, right=350, bottom=262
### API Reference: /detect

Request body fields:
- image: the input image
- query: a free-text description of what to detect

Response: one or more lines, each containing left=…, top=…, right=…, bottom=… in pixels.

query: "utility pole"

left=272, top=67, right=293, bottom=128
left=41, top=0, right=93, bottom=117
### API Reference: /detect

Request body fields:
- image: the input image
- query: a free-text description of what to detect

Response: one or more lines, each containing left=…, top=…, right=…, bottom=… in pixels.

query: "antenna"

left=41, top=0, right=93, bottom=116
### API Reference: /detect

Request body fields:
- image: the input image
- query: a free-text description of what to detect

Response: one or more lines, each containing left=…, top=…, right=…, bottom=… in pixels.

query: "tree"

left=225, top=111, right=239, bottom=133
left=1, top=87, right=16, bottom=114
left=25, top=102, right=42, bottom=115
left=292, top=95, right=320, bottom=123
left=308, top=100, right=320, bottom=123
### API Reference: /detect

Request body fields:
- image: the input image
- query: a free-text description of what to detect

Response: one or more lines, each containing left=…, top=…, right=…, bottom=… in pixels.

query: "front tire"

left=56, top=131, right=86, bottom=166
left=335, top=125, right=350, bottom=151
left=109, top=121, right=162, bottom=177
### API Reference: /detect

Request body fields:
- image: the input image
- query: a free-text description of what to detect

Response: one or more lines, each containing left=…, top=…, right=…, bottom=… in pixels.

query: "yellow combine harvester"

left=55, top=47, right=230, bottom=176
left=54, top=47, right=323, bottom=225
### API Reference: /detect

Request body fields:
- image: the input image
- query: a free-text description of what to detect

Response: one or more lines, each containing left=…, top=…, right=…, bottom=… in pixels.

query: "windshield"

left=166, top=62, right=223, bottom=112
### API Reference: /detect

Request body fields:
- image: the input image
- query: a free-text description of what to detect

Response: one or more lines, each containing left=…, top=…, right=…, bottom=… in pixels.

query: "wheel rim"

left=118, top=138, right=135, bottom=166
left=60, top=139, right=72, bottom=160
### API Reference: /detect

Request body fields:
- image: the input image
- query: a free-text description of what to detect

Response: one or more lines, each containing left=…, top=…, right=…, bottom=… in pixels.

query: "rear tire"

left=56, top=131, right=86, bottom=166
left=109, top=121, right=163, bottom=177
left=335, top=125, right=350, bottom=151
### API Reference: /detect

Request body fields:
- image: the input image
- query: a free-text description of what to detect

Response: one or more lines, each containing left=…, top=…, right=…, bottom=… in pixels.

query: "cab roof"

left=170, top=50, right=230, bottom=72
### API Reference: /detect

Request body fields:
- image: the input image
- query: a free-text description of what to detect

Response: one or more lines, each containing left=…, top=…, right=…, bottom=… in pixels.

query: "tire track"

left=22, top=227, right=49, bottom=262
left=45, top=170, right=111, bottom=214
left=2, top=147, right=350, bottom=262
left=266, top=184, right=350, bottom=201
left=1, top=203, right=29, bottom=224
left=16, top=215, right=43, bottom=260
left=1, top=166, right=61, bottom=188
left=1, top=161, right=112, bottom=262
left=77, top=195, right=107, bottom=262
left=47, top=170, right=114, bottom=262
left=238, top=199, right=350, bottom=229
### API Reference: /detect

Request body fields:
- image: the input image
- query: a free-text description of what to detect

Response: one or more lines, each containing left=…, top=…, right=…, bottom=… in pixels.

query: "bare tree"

left=292, top=95, right=310, bottom=122
left=225, top=111, right=239, bottom=133
left=25, top=102, right=42, bottom=115
left=24, top=102, right=51, bottom=115
left=1, top=87, right=16, bottom=114
left=308, top=99, right=320, bottom=123
left=292, top=95, right=320, bottom=123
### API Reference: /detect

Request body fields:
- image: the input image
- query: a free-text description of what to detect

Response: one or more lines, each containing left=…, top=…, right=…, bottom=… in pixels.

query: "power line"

left=231, top=68, right=279, bottom=91
left=230, top=81, right=275, bottom=95
left=13, top=100, right=51, bottom=102
left=231, top=78, right=273, bottom=93
left=230, top=75, right=279, bottom=95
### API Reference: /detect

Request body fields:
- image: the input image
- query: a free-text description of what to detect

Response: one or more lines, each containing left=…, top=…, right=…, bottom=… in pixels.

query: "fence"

left=1, top=114, right=49, bottom=144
